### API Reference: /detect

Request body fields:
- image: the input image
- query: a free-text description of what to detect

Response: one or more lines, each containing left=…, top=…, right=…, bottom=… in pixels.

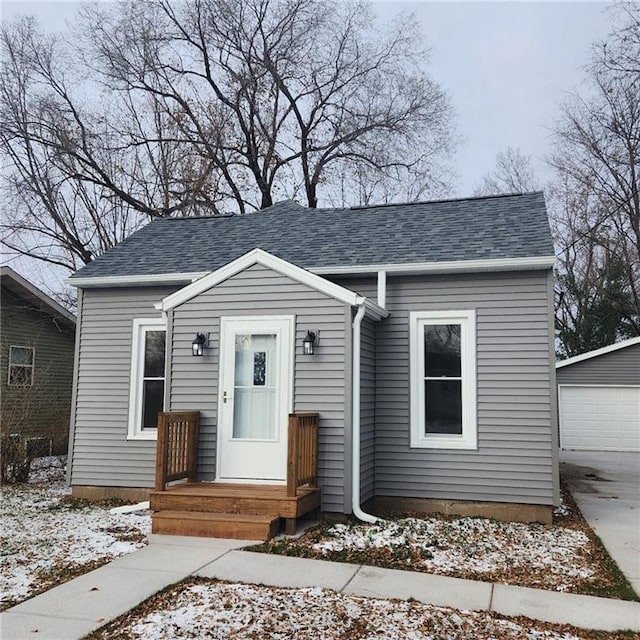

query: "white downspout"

left=351, top=303, right=380, bottom=524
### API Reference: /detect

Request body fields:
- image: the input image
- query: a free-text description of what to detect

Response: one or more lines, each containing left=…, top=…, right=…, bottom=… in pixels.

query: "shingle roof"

left=70, top=192, right=553, bottom=280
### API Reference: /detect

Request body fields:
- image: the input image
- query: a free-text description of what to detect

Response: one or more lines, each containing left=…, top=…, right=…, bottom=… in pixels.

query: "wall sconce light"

left=302, top=330, right=317, bottom=355
left=192, top=332, right=210, bottom=357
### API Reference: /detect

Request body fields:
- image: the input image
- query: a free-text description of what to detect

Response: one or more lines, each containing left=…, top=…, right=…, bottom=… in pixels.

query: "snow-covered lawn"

left=254, top=502, right=623, bottom=596
left=90, top=579, right=600, bottom=640
left=0, top=457, right=150, bottom=610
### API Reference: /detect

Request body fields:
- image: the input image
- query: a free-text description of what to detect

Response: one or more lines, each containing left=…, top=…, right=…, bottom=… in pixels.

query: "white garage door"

left=559, top=386, right=640, bottom=451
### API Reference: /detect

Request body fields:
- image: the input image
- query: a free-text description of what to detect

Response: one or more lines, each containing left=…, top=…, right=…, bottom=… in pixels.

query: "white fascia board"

left=66, top=272, right=210, bottom=289
left=159, top=248, right=364, bottom=311
left=556, top=336, right=640, bottom=369
left=311, top=255, right=556, bottom=276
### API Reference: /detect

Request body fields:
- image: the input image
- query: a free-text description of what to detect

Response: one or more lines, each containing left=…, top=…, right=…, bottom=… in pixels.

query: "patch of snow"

left=101, top=582, right=583, bottom=640
left=1, top=469, right=150, bottom=609
left=310, top=517, right=594, bottom=589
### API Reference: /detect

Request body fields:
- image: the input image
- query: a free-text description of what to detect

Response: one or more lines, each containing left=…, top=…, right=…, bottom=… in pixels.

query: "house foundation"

left=365, top=496, right=553, bottom=525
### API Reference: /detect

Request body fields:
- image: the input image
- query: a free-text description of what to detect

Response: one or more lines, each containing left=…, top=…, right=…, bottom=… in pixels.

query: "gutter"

left=351, top=304, right=381, bottom=524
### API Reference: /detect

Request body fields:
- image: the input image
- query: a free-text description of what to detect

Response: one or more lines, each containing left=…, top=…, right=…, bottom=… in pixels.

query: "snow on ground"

left=0, top=457, right=150, bottom=610
left=93, top=580, right=585, bottom=640
left=262, top=515, right=598, bottom=593
left=313, top=518, right=593, bottom=588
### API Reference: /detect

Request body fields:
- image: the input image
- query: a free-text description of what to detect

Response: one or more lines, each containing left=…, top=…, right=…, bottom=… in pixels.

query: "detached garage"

left=557, top=337, right=640, bottom=452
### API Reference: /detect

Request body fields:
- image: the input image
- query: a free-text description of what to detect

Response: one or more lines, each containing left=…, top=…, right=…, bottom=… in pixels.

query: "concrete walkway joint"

left=2, top=536, right=639, bottom=640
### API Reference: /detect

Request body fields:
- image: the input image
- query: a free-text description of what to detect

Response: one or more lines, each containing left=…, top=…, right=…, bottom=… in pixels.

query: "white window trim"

left=8, top=345, right=35, bottom=387
left=127, top=318, right=167, bottom=441
left=409, top=310, right=477, bottom=450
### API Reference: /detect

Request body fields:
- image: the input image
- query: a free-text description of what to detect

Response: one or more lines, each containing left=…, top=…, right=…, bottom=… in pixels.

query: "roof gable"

left=556, top=337, right=640, bottom=369
left=157, top=248, right=388, bottom=319
left=0, top=266, right=75, bottom=326
left=69, top=192, right=555, bottom=283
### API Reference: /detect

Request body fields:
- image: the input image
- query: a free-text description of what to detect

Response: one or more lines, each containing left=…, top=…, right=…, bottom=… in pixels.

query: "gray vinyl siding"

left=1, top=287, right=75, bottom=452
left=334, top=270, right=556, bottom=506
left=557, top=343, right=640, bottom=386
left=70, top=286, right=177, bottom=488
left=360, top=315, right=376, bottom=503
left=170, top=263, right=350, bottom=513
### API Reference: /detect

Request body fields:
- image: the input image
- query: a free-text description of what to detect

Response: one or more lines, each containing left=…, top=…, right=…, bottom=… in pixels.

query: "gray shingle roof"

left=70, top=192, right=553, bottom=280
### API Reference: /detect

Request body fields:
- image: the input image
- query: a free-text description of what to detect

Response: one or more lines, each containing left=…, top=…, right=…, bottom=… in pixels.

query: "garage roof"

left=556, top=337, right=640, bottom=369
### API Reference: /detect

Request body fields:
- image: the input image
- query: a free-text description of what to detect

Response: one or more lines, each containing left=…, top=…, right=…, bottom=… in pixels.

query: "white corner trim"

left=160, top=248, right=369, bottom=312
left=67, top=272, right=209, bottom=289
left=556, top=336, right=640, bottom=369
left=312, top=255, right=556, bottom=276
left=409, top=310, right=477, bottom=450
left=127, top=317, right=167, bottom=441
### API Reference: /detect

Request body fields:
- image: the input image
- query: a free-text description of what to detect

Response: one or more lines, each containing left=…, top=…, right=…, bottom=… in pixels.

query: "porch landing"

left=150, top=482, right=321, bottom=540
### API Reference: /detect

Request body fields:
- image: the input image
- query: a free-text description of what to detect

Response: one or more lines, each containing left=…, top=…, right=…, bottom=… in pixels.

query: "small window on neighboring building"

left=410, top=311, right=477, bottom=449
left=127, top=319, right=166, bottom=440
left=8, top=346, right=35, bottom=386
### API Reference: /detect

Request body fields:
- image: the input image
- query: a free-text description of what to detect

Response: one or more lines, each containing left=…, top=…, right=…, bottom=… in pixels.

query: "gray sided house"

left=1, top=266, right=76, bottom=455
left=67, top=193, right=560, bottom=526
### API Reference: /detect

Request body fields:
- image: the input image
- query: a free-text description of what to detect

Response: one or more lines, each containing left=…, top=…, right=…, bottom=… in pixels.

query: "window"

left=127, top=319, right=166, bottom=440
left=8, top=346, right=35, bottom=386
left=409, top=311, right=477, bottom=449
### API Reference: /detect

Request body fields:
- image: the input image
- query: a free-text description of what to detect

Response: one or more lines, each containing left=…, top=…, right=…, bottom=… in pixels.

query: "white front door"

left=217, top=316, right=294, bottom=481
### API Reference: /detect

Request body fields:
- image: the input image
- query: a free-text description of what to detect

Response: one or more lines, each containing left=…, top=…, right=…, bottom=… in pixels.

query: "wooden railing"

left=287, top=412, right=319, bottom=497
left=155, top=411, right=200, bottom=491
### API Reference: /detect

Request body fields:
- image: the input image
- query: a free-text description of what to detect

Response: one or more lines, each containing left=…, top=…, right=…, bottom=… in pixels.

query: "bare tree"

left=2, top=2, right=456, bottom=272
left=81, top=0, right=456, bottom=211
left=474, top=146, right=538, bottom=196
left=550, top=2, right=640, bottom=355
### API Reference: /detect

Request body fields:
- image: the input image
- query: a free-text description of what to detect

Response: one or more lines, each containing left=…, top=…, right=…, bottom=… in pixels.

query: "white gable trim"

left=157, top=248, right=388, bottom=317
left=556, top=337, right=640, bottom=369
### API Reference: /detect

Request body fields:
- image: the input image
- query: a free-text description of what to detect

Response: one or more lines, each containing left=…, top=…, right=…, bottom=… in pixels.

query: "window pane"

left=142, top=379, right=164, bottom=429
left=11, top=347, right=34, bottom=365
left=234, top=334, right=276, bottom=386
left=9, top=366, right=33, bottom=386
left=144, top=331, right=165, bottom=378
left=253, top=352, right=266, bottom=386
left=425, top=379, right=462, bottom=435
left=424, top=324, right=461, bottom=377
left=233, top=387, right=276, bottom=439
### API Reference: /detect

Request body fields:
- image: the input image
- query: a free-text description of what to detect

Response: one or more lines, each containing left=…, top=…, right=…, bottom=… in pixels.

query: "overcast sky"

left=1, top=0, right=613, bottom=291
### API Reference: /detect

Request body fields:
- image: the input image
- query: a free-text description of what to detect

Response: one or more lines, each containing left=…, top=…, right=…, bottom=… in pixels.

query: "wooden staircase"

left=150, top=482, right=320, bottom=540
left=151, top=411, right=320, bottom=540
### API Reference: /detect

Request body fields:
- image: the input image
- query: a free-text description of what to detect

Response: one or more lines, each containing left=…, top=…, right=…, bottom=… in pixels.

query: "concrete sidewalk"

left=2, top=534, right=640, bottom=639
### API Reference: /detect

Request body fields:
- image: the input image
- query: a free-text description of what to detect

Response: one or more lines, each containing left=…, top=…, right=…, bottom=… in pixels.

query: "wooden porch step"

left=152, top=510, right=280, bottom=540
left=150, top=483, right=320, bottom=519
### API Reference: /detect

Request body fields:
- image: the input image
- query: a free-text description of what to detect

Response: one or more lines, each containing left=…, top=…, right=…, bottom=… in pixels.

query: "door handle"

left=223, top=390, right=230, bottom=403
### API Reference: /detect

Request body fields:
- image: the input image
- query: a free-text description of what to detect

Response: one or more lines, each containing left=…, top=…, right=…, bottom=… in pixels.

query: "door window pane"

left=424, top=325, right=461, bottom=377
left=233, top=334, right=277, bottom=439
left=425, top=380, right=462, bottom=434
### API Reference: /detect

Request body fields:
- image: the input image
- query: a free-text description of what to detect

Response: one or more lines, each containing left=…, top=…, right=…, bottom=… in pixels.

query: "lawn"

left=0, top=457, right=150, bottom=611
left=87, top=578, right=638, bottom=640
left=250, top=485, right=637, bottom=600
